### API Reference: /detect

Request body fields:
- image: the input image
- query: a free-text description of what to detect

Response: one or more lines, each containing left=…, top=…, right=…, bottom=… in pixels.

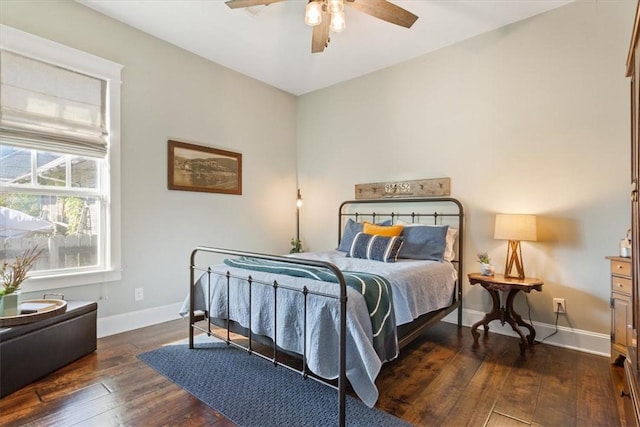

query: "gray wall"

left=1, top=0, right=298, bottom=318
left=297, top=0, right=635, bottom=335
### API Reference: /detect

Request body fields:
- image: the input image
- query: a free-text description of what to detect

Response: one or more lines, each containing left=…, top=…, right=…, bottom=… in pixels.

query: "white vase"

left=0, top=292, right=19, bottom=316
left=480, top=263, right=495, bottom=276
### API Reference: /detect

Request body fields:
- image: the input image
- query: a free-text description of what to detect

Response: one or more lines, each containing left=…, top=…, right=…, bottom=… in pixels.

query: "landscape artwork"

left=168, top=140, right=242, bottom=195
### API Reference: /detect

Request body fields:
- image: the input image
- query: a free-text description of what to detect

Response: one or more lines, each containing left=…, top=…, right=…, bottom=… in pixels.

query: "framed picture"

left=168, top=140, right=242, bottom=195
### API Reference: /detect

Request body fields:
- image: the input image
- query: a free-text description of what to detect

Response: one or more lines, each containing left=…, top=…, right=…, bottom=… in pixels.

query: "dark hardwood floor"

left=0, top=319, right=623, bottom=426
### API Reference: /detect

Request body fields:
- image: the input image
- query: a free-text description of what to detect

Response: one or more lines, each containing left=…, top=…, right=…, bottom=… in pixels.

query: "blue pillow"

left=337, top=218, right=392, bottom=252
left=398, top=224, right=449, bottom=261
left=347, top=232, right=404, bottom=263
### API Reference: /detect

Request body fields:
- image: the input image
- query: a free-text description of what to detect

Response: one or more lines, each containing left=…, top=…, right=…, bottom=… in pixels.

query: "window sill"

left=21, top=268, right=122, bottom=293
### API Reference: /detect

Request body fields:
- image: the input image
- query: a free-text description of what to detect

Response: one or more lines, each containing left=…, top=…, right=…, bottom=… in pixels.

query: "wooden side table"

left=468, top=273, right=543, bottom=356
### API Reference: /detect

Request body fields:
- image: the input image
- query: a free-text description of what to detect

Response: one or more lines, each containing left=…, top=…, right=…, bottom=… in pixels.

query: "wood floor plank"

left=376, top=334, right=457, bottom=416
left=611, top=363, right=636, bottom=426
left=0, top=319, right=623, bottom=427
left=491, top=342, right=547, bottom=423
left=486, top=411, right=531, bottom=427
left=0, top=390, right=41, bottom=420
left=82, top=385, right=220, bottom=426
left=36, top=381, right=111, bottom=404
left=576, top=352, right=621, bottom=426
left=531, top=344, right=578, bottom=426
left=400, top=333, right=491, bottom=424
left=444, top=333, right=515, bottom=426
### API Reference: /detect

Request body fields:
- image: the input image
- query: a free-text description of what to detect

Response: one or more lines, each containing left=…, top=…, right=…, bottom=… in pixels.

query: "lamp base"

left=504, top=240, right=525, bottom=280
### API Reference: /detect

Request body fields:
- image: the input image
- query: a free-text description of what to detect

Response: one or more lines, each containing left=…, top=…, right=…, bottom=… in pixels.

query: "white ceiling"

left=77, top=0, right=573, bottom=96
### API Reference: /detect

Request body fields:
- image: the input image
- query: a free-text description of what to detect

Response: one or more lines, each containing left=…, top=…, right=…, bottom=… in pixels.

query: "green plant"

left=290, top=238, right=303, bottom=254
left=1, top=246, right=45, bottom=296
left=63, top=197, right=85, bottom=235
left=1, top=194, right=42, bottom=218
left=477, top=252, right=491, bottom=265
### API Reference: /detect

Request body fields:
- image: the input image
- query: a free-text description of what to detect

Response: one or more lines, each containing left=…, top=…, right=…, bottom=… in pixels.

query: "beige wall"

left=1, top=0, right=298, bottom=317
left=297, top=0, right=635, bottom=334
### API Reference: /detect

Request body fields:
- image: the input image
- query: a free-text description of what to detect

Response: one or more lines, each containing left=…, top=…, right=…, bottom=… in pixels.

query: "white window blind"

left=0, top=24, right=123, bottom=291
left=0, top=50, right=108, bottom=158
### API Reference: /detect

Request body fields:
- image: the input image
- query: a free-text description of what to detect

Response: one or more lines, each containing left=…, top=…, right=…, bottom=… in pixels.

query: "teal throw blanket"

left=223, top=256, right=398, bottom=362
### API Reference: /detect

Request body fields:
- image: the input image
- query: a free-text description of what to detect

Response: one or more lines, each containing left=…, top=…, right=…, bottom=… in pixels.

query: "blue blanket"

left=223, top=256, right=398, bottom=362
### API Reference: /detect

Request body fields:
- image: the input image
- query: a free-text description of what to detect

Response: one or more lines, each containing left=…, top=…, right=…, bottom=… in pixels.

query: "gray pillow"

left=398, top=224, right=449, bottom=261
left=337, top=218, right=392, bottom=252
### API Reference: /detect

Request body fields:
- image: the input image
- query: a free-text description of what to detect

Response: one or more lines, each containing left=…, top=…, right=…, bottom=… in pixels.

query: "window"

left=0, top=25, right=122, bottom=291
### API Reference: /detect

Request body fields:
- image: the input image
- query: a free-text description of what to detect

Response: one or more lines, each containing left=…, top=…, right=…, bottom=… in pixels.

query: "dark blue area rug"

left=138, top=342, right=413, bottom=427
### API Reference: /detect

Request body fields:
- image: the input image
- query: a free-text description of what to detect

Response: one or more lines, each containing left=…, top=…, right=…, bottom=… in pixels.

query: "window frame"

left=0, top=24, right=123, bottom=292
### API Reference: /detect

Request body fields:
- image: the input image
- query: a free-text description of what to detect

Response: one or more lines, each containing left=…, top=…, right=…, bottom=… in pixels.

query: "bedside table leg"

left=471, top=288, right=502, bottom=345
left=506, top=289, right=537, bottom=344
left=505, top=289, right=535, bottom=354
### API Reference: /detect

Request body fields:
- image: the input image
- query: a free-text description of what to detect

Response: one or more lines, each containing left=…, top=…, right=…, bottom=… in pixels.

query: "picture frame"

left=168, top=140, right=242, bottom=195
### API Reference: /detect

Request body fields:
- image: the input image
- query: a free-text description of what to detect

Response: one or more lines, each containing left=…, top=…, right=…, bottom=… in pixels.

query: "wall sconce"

left=494, top=214, right=537, bottom=280
left=296, top=189, right=303, bottom=243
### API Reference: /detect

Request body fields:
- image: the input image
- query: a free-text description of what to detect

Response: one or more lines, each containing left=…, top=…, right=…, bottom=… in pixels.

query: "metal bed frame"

left=188, top=197, right=464, bottom=427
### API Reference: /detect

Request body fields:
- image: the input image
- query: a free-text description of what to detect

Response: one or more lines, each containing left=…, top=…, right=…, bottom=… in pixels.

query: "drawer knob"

left=617, top=265, right=623, bottom=269
left=618, top=283, right=624, bottom=287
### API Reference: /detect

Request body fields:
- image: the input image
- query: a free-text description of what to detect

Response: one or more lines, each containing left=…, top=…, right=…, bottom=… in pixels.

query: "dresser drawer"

left=611, top=260, right=632, bottom=277
left=612, top=276, right=632, bottom=295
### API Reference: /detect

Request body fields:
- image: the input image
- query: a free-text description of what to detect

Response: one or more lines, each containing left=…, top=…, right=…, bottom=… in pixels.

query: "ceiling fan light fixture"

left=329, top=10, right=346, bottom=33
left=225, top=0, right=418, bottom=53
left=304, top=1, right=323, bottom=26
left=327, top=0, right=344, bottom=14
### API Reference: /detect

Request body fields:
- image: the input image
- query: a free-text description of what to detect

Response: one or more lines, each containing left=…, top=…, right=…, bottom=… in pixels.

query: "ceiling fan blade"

left=225, top=0, right=286, bottom=9
left=345, top=0, right=418, bottom=28
left=311, top=12, right=331, bottom=53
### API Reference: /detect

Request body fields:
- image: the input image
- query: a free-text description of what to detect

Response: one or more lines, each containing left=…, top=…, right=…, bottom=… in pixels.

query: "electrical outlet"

left=134, top=287, right=144, bottom=301
left=553, top=298, right=566, bottom=314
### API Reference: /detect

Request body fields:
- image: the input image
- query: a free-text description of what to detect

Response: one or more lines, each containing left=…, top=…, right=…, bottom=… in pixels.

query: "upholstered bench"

left=0, top=300, right=97, bottom=398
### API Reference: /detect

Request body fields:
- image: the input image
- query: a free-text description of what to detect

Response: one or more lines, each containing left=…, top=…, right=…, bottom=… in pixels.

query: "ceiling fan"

left=225, top=0, right=418, bottom=53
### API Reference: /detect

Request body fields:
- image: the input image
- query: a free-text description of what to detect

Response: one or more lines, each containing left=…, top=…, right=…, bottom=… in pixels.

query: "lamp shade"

left=330, top=11, right=346, bottom=32
left=304, top=1, right=323, bottom=26
left=327, top=0, right=344, bottom=13
left=494, top=214, right=537, bottom=242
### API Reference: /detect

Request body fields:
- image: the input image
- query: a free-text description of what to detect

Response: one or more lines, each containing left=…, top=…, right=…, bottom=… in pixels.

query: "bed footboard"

left=189, top=247, right=348, bottom=427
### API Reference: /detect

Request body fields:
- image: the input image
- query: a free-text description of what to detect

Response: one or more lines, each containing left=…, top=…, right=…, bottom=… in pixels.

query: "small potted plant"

left=289, top=238, right=304, bottom=254
left=1, top=246, right=44, bottom=316
left=477, top=252, right=494, bottom=276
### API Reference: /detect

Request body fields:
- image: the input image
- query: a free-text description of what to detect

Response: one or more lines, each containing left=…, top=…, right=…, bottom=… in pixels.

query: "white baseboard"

left=442, top=308, right=610, bottom=357
left=97, top=304, right=610, bottom=357
left=97, top=302, right=183, bottom=338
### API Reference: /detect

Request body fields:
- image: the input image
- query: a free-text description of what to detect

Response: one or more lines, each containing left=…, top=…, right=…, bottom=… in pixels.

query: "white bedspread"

left=179, top=250, right=456, bottom=407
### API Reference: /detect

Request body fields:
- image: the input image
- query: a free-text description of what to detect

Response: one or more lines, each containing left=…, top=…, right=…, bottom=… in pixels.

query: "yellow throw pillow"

left=362, top=221, right=403, bottom=237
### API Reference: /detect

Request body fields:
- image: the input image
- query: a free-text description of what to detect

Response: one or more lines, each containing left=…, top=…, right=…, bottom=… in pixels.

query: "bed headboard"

left=339, top=197, right=464, bottom=258
left=338, top=197, right=465, bottom=314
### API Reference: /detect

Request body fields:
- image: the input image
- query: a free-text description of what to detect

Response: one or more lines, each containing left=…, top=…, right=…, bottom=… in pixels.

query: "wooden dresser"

left=625, top=3, right=640, bottom=424
left=608, top=256, right=633, bottom=366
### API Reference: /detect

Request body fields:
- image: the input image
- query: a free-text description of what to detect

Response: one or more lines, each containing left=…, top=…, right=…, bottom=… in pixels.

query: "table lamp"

left=494, top=214, right=537, bottom=280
